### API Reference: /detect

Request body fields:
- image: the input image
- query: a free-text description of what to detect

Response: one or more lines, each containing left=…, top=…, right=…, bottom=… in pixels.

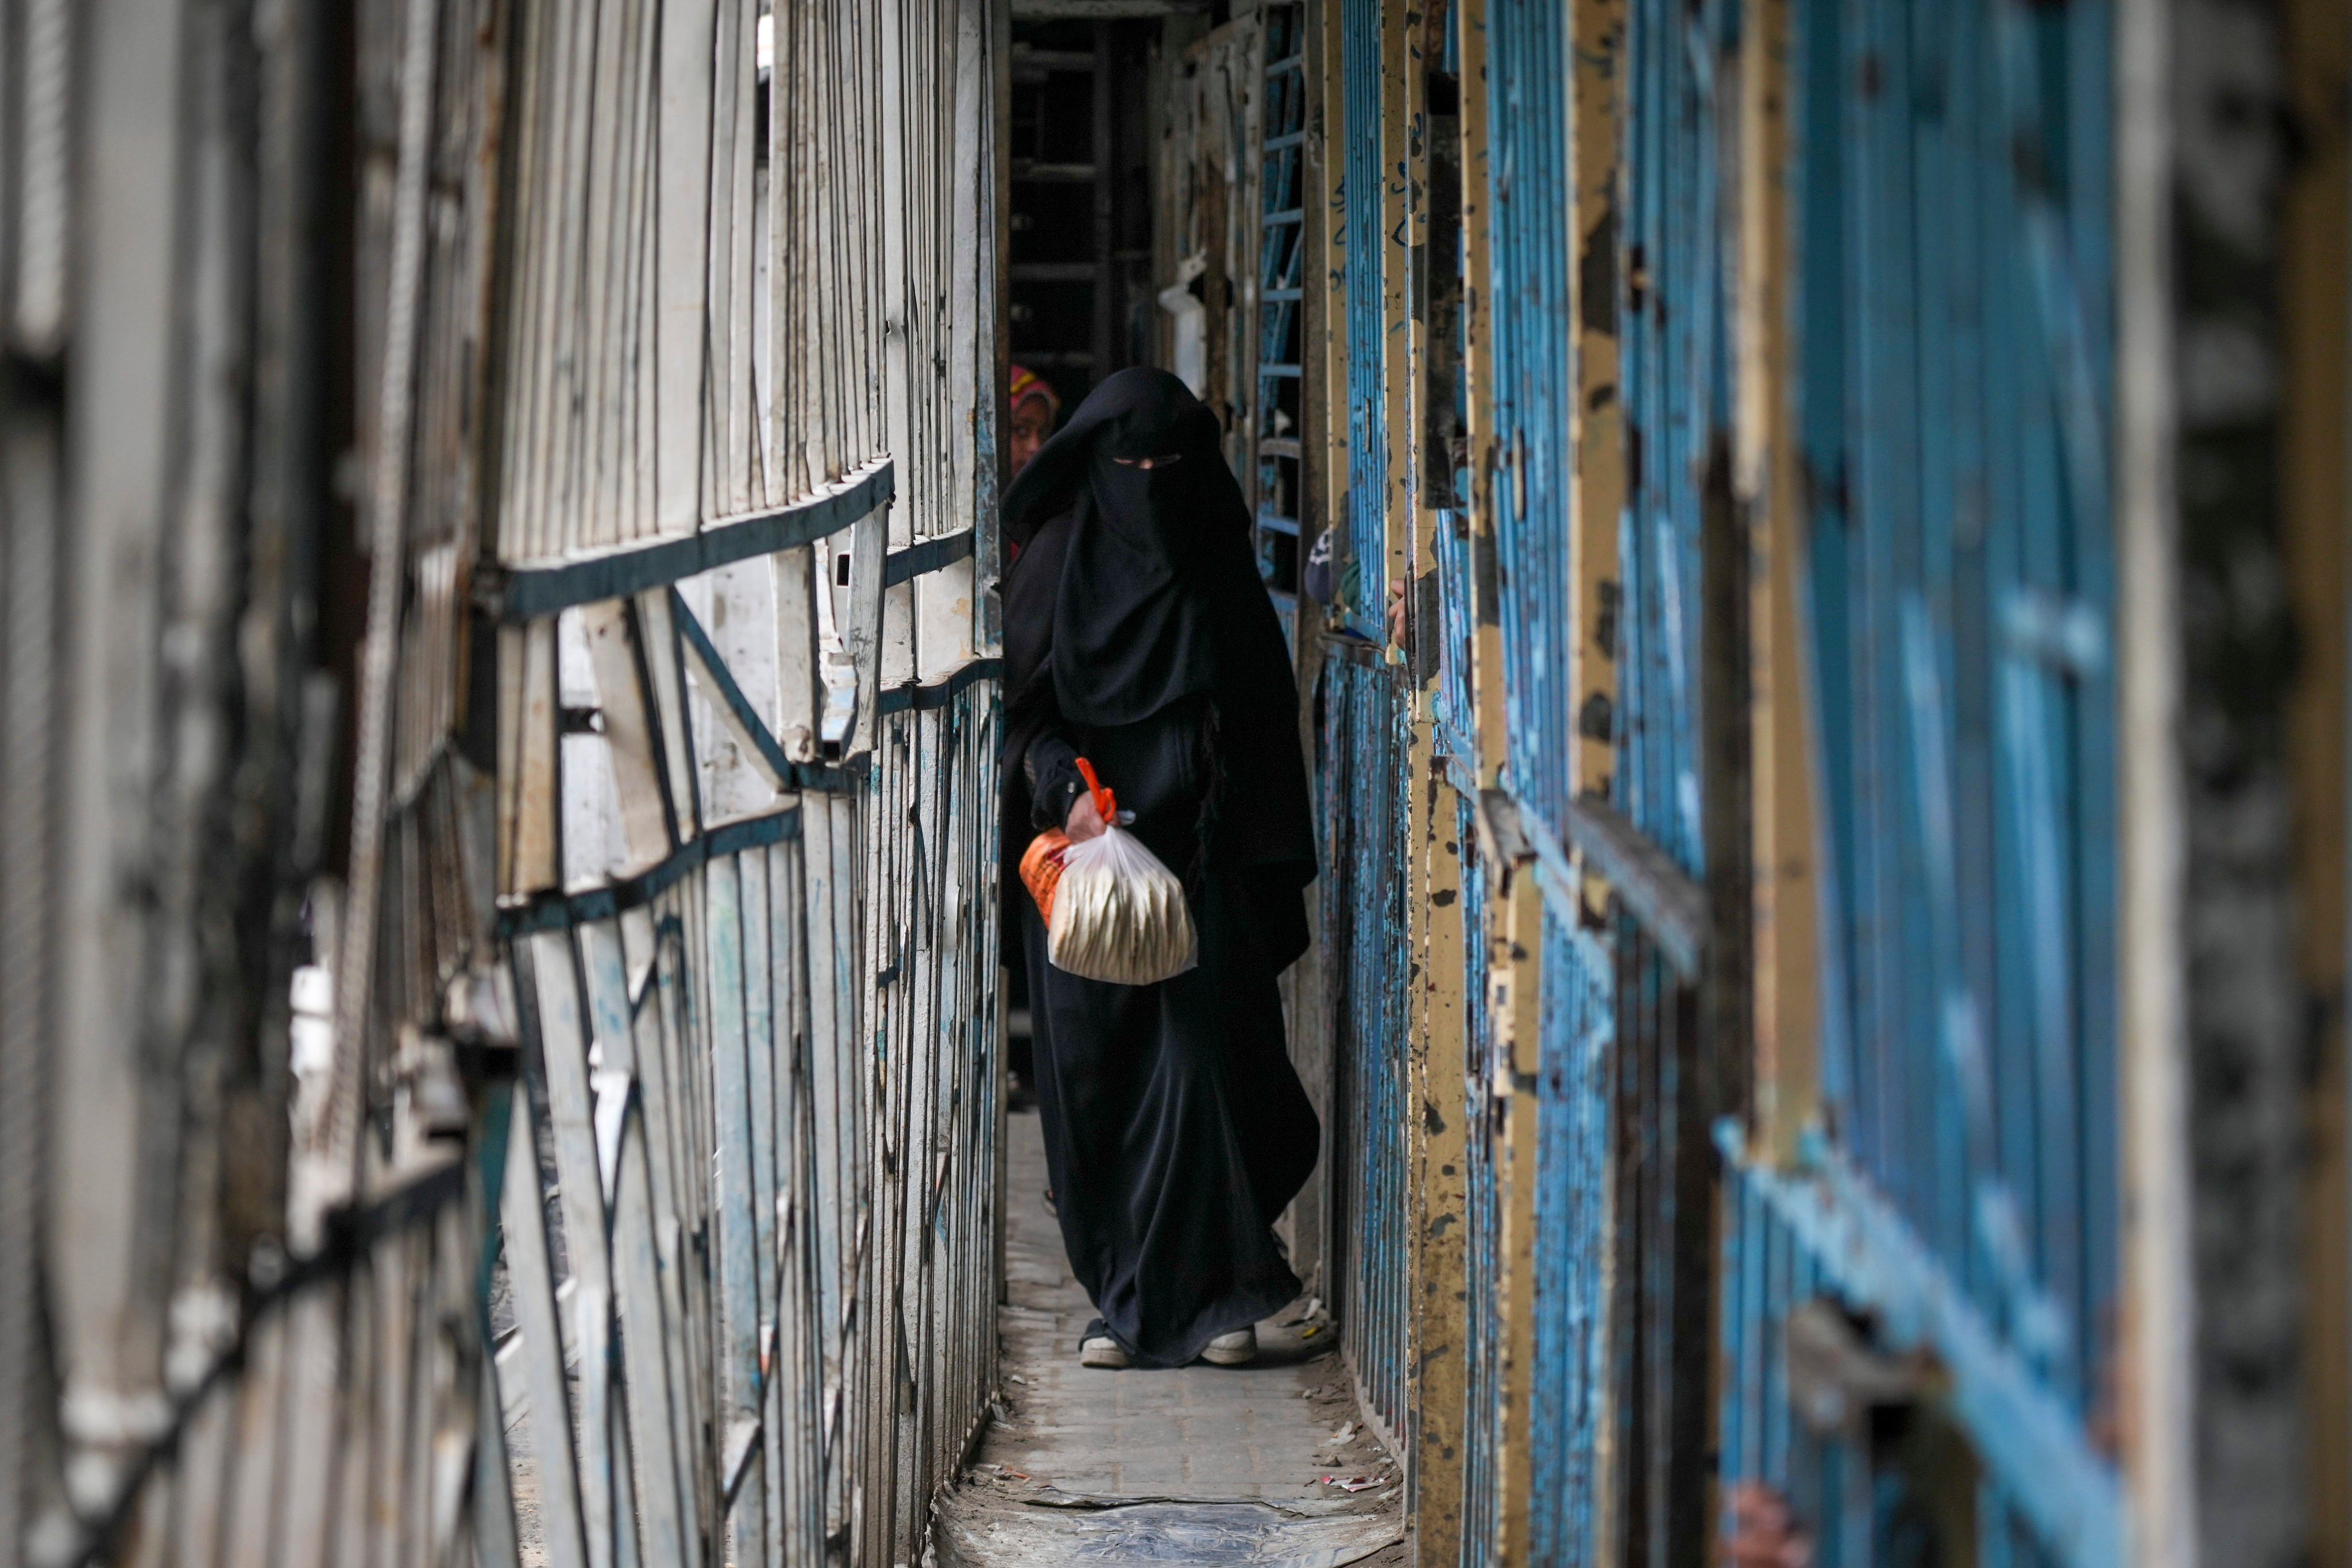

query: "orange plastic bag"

left=1019, top=758, right=1197, bottom=986
left=1018, top=756, right=1115, bottom=925
left=1019, top=824, right=1072, bottom=924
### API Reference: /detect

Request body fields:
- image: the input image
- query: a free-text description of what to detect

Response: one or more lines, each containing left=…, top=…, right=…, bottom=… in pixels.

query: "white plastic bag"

left=1044, top=762, right=1198, bottom=986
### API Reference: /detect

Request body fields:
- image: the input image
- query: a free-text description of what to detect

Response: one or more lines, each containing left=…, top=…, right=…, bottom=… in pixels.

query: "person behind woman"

left=1008, top=362, right=1061, bottom=476
left=998, top=368, right=1319, bottom=1370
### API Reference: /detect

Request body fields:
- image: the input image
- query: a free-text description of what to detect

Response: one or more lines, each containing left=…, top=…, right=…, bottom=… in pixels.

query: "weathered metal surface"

left=486, top=459, right=899, bottom=622
left=1557, top=797, right=1708, bottom=980
left=1616, top=224, right=1741, bottom=1568
left=1480, top=802, right=1546, bottom=1564
left=1524, top=912, right=1616, bottom=1568
left=499, top=674, right=1001, bottom=1568
left=1331, top=1, right=2133, bottom=1561
left=1733, top=0, right=1825, bottom=1169
left=480, top=7, right=1007, bottom=1563
left=1336, top=0, right=1389, bottom=635
left=1320, top=646, right=1413, bottom=1446
left=3, top=1, right=1006, bottom=1564
left=1400, top=20, right=1469, bottom=1555
left=1408, top=586, right=1473, bottom=1566
left=1705, top=0, right=2129, bottom=1561
left=1451, top=791, right=1500, bottom=1567
left=0, top=0, right=508, bottom=1558
left=1442, top=12, right=1507, bottom=1551
left=1482, top=0, right=1575, bottom=831
left=1719, top=1125, right=2124, bottom=1567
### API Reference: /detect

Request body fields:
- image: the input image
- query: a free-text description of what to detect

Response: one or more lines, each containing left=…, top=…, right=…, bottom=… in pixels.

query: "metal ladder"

left=1253, top=1, right=1308, bottom=643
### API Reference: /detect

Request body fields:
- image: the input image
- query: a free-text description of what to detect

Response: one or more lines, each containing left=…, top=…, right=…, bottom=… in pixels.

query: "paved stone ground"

left=929, top=1109, right=1405, bottom=1567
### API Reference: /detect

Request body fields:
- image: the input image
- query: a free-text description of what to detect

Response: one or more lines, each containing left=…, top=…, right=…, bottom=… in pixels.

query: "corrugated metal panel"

left=482, top=6, right=1007, bottom=1562
left=1612, top=25, right=1727, bottom=1552
left=0, top=0, right=516, bottom=1558
left=503, top=676, right=1001, bottom=1568
left=1454, top=791, right=1501, bottom=1567
left=1434, top=510, right=1478, bottom=768
left=1322, top=647, right=1413, bottom=1440
left=1339, top=0, right=1389, bottom=634
left=1524, top=914, right=1615, bottom=1566
left=1303, top=0, right=2285, bottom=1561
left=1483, top=0, right=1578, bottom=835
left=1711, top=0, right=2125, bottom=1561
left=1616, top=0, right=1715, bottom=876
left=1803, top=0, right=2116, bottom=1444
left=1613, top=927, right=1716, bottom=1566
left=1, top=2, right=1008, bottom=1565
left=1470, top=6, right=1721, bottom=1563
left=1716, top=1141, right=2099, bottom=1568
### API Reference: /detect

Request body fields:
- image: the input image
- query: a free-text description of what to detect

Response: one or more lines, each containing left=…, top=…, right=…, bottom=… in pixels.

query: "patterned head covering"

left=1009, top=363, right=1061, bottom=418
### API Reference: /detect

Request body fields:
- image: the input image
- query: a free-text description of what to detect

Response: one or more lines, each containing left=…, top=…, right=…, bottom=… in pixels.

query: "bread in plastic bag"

left=1024, top=757, right=1198, bottom=986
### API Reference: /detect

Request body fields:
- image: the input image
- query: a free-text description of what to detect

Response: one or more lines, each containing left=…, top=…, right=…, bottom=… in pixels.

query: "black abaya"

left=999, top=369, right=1319, bottom=1367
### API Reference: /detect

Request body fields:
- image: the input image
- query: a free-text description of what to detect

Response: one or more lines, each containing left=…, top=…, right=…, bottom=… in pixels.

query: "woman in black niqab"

left=999, top=368, right=1319, bottom=1369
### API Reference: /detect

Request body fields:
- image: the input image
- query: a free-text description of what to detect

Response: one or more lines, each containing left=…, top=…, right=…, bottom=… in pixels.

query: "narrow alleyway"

left=13, top=1, right=2352, bottom=1565
left=929, top=1111, right=1404, bottom=1567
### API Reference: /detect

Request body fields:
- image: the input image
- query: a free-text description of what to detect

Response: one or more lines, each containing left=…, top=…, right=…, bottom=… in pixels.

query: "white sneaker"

left=1200, top=1327, right=1257, bottom=1366
left=1080, top=1335, right=1130, bottom=1369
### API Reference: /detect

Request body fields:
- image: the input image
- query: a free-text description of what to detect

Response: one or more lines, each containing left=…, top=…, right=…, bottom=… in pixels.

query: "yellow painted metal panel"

left=1403, top=6, right=1477, bottom=1558
left=1457, top=0, right=1507, bottom=790
left=1733, top=0, right=1821, bottom=1165
left=1482, top=813, right=1546, bottom=1564
left=1569, top=0, right=1628, bottom=820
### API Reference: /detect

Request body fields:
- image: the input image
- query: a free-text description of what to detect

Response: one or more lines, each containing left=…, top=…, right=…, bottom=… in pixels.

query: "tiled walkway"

left=929, top=1110, right=1405, bottom=1567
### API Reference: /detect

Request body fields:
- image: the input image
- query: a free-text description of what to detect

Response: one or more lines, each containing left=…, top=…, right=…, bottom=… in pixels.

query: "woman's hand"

left=1065, top=790, right=1108, bottom=843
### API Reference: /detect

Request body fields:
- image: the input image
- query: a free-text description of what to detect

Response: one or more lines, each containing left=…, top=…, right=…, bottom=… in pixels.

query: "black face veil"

left=1001, top=368, right=1261, bottom=728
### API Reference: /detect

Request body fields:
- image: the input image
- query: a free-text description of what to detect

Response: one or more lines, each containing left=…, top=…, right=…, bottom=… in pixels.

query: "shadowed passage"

left=929, top=1109, right=1405, bottom=1567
